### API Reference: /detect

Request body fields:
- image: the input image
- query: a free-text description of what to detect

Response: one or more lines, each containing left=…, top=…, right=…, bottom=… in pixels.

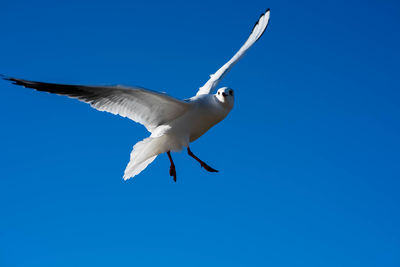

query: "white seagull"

left=2, top=9, right=270, bottom=182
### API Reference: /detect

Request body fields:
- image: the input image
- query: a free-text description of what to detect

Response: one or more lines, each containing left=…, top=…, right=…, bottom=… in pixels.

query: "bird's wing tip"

left=0, top=74, right=10, bottom=81
left=259, top=8, right=270, bottom=19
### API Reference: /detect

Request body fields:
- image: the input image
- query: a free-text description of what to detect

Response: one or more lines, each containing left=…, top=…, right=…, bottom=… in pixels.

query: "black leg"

left=187, top=147, right=219, bottom=172
left=167, top=151, right=177, bottom=182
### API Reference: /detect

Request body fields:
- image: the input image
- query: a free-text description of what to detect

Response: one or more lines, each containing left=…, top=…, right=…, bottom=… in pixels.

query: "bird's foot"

left=187, top=147, right=219, bottom=173
left=200, top=162, right=219, bottom=173
left=169, top=165, right=177, bottom=182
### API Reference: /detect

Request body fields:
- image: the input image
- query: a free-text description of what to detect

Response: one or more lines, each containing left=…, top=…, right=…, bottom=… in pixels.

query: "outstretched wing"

left=196, top=9, right=270, bottom=96
left=2, top=76, right=190, bottom=132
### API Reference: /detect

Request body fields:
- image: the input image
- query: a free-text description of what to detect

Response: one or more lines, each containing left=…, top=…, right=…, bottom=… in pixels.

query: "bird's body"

left=171, top=93, right=233, bottom=144
left=123, top=88, right=234, bottom=179
left=2, top=9, right=270, bottom=181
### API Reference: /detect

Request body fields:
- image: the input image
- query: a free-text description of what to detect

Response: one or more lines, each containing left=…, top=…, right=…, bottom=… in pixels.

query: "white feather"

left=3, top=78, right=190, bottom=133
left=197, top=9, right=270, bottom=96
left=123, top=135, right=176, bottom=180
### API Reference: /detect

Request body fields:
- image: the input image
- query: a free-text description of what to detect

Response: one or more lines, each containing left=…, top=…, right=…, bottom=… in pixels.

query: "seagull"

left=2, top=9, right=270, bottom=182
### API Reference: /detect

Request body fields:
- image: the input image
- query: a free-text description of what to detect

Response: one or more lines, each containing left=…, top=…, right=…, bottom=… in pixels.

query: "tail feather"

left=123, top=155, right=157, bottom=180
left=123, top=135, right=170, bottom=180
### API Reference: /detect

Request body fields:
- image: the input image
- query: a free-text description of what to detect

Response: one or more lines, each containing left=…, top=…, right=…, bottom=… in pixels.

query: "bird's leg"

left=167, top=151, right=177, bottom=182
left=187, top=147, right=219, bottom=172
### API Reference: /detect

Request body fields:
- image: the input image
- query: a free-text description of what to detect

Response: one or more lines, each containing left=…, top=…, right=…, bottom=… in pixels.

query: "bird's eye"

left=229, top=90, right=233, bottom=96
left=218, top=92, right=220, bottom=95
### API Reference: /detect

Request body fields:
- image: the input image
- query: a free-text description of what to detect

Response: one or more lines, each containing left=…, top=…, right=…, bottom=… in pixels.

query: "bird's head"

left=215, top=87, right=234, bottom=108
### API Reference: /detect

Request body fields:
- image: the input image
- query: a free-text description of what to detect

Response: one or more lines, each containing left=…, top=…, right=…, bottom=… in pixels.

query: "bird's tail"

left=123, top=135, right=170, bottom=180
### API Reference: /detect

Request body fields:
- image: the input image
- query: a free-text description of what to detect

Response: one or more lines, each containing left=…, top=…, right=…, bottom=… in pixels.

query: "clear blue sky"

left=1, top=0, right=399, bottom=266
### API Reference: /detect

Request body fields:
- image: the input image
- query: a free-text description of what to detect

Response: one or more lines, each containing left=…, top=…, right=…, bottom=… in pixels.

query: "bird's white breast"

left=163, top=94, right=232, bottom=147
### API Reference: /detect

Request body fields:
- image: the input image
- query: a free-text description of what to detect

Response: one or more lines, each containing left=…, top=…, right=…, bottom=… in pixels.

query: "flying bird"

left=2, top=9, right=270, bottom=182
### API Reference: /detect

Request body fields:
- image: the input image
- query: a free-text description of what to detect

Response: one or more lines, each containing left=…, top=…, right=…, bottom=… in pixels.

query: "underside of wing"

left=2, top=76, right=190, bottom=132
left=196, top=9, right=270, bottom=96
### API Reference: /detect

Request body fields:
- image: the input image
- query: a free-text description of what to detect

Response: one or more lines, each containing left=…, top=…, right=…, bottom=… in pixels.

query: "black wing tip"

left=262, top=8, right=271, bottom=21
left=1, top=75, right=26, bottom=86
left=0, top=74, right=11, bottom=81
left=252, top=9, right=270, bottom=32
left=259, top=8, right=270, bottom=19
left=1, top=75, right=19, bottom=85
left=1, top=75, right=43, bottom=90
left=257, top=9, right=271, bottom=41
left=250, top=9, right=270, bottom=41
left=1, top=74, right=17, bottom=81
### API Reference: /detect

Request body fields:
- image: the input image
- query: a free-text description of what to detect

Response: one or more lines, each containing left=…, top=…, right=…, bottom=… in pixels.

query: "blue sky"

left=1, top=0, right=399, bottom=266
